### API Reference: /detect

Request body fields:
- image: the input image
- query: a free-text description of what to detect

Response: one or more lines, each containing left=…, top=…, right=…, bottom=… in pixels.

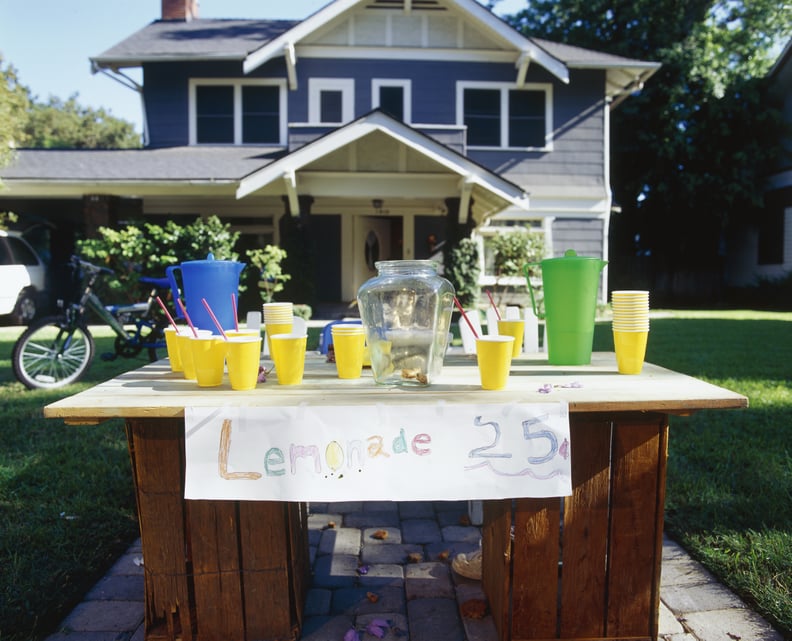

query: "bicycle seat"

left=139, top=276, right=171, bottom=290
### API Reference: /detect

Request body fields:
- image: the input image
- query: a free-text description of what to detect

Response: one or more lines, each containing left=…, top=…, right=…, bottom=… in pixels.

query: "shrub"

left=445, top=238, right=480, bottom=308
left=76, top=216, right=239, bottom=303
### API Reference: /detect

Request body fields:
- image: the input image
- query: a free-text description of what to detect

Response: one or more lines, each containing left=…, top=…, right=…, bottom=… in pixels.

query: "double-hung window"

left=308, top=78, right=355, bottom=125
left=191, top=79, right=286, bottom=145
left=458, top=82, right=552, bottom=150
left=372, top=79, right=411, bottom=122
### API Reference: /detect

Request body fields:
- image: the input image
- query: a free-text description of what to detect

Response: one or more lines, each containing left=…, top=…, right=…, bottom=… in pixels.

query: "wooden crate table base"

left=127, top=418, right=309, bottom=641
left=483, top=413, right=668, bottom=641
left=43, top=353, right=746, bottom=641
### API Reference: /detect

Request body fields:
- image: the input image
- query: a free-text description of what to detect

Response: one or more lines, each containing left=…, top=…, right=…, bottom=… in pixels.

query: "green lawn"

left=0, top=312, right=790, bottom=639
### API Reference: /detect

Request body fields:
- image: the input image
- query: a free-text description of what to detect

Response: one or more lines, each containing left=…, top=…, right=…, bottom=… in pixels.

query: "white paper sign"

left=184, top=402, right=571, bottom=502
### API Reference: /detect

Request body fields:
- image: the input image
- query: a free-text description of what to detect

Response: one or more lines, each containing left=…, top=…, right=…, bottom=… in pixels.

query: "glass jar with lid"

left=357, top=260, right=455, bottom=387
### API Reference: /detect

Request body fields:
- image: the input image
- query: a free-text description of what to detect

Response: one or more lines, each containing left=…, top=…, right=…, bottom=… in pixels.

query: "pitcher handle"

left=523, top=263, right=543, bottom=320
left=165, top=265, right=184, bottom=319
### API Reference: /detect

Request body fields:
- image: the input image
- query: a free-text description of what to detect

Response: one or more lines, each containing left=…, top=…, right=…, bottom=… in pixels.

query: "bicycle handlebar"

left=71, top=255, right=115, bottom=277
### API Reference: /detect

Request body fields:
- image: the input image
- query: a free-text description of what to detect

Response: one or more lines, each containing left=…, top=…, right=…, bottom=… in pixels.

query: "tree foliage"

left=506, top=0, right=789, bottom=288
left=0, top=54, right=140, bottom=155
left=25, top=95, right=141, bottom=149
left=0, top=56, right=30, bottom=168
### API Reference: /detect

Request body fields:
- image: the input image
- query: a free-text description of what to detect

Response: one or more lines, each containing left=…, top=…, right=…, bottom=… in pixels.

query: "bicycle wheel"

left=12, top=316, right=95, bottom=389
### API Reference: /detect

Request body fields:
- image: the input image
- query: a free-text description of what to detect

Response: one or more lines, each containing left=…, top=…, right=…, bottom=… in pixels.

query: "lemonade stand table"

left=44, top=352, right=746, bottom=641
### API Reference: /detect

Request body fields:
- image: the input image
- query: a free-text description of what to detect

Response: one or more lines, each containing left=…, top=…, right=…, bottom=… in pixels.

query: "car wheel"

left=12, top=291, right=37, bottom=325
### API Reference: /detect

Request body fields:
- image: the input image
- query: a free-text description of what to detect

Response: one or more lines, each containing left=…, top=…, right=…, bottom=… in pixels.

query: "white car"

left=0, top=230, right=48, bottom=324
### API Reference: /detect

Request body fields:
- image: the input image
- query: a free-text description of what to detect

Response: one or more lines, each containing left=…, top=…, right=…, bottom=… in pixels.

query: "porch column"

left=279, top=195, right=315, bottom=305
left=443, top=196, right=475, bottom=266
left=82, top=195, right=119, bottom=239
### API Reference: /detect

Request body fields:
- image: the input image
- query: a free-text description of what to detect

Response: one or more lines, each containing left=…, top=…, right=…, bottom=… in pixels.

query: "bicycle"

left=12, top=256, right=171, bottom=389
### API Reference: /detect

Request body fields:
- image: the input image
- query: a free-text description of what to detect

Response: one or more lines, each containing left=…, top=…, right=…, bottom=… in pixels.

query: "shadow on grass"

left=0, top=331, right=142, bottom=640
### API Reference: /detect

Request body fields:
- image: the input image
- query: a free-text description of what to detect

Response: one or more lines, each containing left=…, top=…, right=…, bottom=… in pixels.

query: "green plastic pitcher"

left=524, top=250, right=607, bottom=365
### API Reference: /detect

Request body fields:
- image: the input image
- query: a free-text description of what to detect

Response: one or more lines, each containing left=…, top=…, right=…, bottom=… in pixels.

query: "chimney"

left=162, top=0, right=199, bottom=20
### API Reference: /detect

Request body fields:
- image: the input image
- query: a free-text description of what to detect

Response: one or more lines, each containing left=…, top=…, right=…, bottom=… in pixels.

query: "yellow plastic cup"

left=164, top=327, right=184, bottom=372
left=270, top=334, right=307, bottom=385
left=331, top=330, right=366, bottom=379
left=226, top=336, right=262, bottom=391
left=265, top=321, right=294, bottom=355
left=613, top=330, right=649, bottom=375
left=190, top=335, right=227, bottom=387
left=225, top=328, right=260, bottom=339
left=497, top=319, right=525, bottom=357
left=476, top=335, right=514, bottom=390
left=176, top=329, right=212, bottom=380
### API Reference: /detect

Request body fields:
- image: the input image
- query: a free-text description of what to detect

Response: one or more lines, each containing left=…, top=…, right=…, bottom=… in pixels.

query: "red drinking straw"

left=155, top=296, right=179, bottom=332
left=201, top=298, right=228, bottom=340
left=231, top=293, right=239, bottom=331
left=486, top=290, right=502, bottom=321
left=176, top=298, right=198, bottom=337
left=453, top=296, right=479, bottom=340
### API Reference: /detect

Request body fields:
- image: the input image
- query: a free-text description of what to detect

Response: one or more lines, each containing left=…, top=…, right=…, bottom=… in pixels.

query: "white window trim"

left=456, top=81, right=553, bottom=152
left=371, top=78, right=412, bottom=123
left=189, top=78, right=287, bottom=146
left=308, top=78, right=355, bottom=125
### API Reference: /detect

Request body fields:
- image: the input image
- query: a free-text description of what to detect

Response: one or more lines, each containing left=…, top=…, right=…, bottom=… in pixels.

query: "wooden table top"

left=44, top=351, right=748, bottom=425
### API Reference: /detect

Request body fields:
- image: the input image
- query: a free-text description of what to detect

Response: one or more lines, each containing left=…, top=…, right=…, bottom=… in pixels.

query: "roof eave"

left=91, top=53, right=245, bottom=70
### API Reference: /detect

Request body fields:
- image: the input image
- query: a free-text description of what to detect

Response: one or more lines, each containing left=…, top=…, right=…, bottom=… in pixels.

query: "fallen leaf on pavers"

left=406, top=552, right=423, bottom=563
left=460, top=598, right=489, bottom=619
left=343, top=627, right=360, bottom=641
left=372, top=529, right=389, bottom=540
left=459, top=514, right=471, bottom=526
left=437, top=550, right=450, bottom=561
left=366, top=591, right=380, bottom=603
left=365, top=619, right=390, bottom=638
left=326, top=521, right=336, bottom=529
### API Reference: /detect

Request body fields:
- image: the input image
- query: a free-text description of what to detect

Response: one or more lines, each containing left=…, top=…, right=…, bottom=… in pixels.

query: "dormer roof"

left=91, top=0, right=659, bottom=101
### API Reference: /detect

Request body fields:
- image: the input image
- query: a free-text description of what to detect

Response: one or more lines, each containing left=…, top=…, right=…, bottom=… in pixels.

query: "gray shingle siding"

left=144, top=57, right=605, bottom=191
left=552, top=218, right=605, bottom=258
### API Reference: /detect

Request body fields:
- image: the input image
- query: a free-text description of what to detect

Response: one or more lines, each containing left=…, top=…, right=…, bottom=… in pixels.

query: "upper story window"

left=457, top=82, right=553, bottom=151
left=189, top=79, right=286, bottom=145
left=309, top=78, right=355, bottom=125
left=372, top=79, right=411, bottom=123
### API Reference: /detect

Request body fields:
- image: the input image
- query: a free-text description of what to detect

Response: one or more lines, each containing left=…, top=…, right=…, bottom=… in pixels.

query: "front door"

left=352, top=216, right=399, bottom=297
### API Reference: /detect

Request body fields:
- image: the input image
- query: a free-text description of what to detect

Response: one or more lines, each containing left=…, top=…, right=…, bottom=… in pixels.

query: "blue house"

left=0, top=0, right=659, bottom=311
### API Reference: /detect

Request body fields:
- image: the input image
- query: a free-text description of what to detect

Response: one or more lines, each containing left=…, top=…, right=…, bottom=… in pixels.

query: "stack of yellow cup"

left=330, top=324, right=367, bottom=379
left=262, top=302, right=293, bottom=354
left=611, top=290, right=650, bottom=374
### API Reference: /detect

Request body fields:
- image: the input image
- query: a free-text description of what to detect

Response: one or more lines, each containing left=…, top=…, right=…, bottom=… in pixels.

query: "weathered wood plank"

left=482, top=499, right=513, bottom=639
left=511, top=497, right=562, bottom=639
left=238, top=501, right=298, bottom=639
left=606, top=416, right=666, bottom=637
left=187, top=500, right=245, bottom=641
left=127, top=419, right=194, bottom=640
left=559, top=417, right=612, bottom=638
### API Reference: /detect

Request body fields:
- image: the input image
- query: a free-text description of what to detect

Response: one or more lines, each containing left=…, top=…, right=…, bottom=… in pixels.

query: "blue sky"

left=0, top=0, right=527, bottom=134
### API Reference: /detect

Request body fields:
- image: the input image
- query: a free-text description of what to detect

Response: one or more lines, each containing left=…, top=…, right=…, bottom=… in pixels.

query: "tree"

left=2, top=54, right=140, bottom=153
left=507, top=0, right=789, bottom=300
left=0, top=56, right=30, bottom=168
left=25, top=94, right=141, bottom=149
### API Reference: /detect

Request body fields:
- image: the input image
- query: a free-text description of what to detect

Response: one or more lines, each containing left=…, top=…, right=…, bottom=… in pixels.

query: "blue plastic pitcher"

left=166, top=253, right=245, bottom=334
left=524, top=250, right=607, bottom=365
